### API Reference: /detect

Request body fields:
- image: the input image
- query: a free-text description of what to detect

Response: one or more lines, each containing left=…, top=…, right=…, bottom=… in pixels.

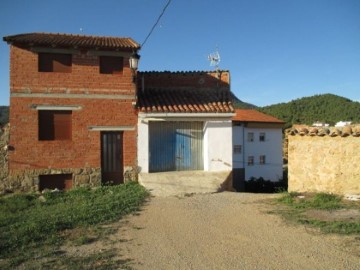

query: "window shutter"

left=100, top=56, right=123, bottom=74
left=38, top=110, right=72, bottom=140
left=39, top=53, right=72, bottom=73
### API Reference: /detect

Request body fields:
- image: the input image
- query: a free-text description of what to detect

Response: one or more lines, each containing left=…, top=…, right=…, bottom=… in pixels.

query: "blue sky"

left=0, top=0, right=359, bottom=106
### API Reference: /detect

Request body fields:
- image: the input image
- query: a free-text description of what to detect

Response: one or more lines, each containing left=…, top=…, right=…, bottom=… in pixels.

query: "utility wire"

left=141, top=0, right=172, bottom=48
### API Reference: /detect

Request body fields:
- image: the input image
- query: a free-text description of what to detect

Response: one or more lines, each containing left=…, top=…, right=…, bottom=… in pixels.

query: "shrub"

left=244, top=177, right=287, bottom=193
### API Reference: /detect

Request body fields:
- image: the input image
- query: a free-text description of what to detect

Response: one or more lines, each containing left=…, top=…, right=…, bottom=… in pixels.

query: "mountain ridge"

left=259, top=93, right=360, bottom=128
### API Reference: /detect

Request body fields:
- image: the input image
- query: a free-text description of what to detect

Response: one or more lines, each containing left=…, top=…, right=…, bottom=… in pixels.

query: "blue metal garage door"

left=149, top=121, right=203, bottom=172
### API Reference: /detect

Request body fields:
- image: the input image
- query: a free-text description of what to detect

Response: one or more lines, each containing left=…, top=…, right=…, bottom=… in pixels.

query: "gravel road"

left=111, top=192, right=359, bottom=269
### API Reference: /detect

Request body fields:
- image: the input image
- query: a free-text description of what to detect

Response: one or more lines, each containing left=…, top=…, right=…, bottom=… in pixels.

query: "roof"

left=233, top=109, right=284, bottom=123
left=3, top=32, right=140, bottom=50
left=137, top=70, right=230, bottom=90
left=137, top=88, right=234, bottom=113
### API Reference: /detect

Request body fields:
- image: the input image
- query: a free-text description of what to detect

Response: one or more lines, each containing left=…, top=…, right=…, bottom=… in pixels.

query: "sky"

left=0, top=0, right=359, bottom=106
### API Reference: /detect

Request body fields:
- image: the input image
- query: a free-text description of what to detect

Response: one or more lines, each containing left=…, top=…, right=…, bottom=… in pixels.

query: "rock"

left=75, top=175, right=90, bottom=185
left=344, top=194, right=360, bottom=201
left=38, top=195, right=47, bottom=202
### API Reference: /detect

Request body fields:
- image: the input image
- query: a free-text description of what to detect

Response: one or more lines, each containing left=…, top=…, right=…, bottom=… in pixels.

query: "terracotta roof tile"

left=286, top=125, right=360, bottom=137
left=3, top=32, right=140, bottom=50
left=138, top=88, right=234, bottom=113
left=232, top=109, right=284, bottom=123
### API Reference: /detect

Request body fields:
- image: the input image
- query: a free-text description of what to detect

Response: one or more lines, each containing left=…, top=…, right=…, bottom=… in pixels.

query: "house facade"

left=136, top=71, right=235, bottom=195
left=232, top=109, right=284, bottom=191
left=3, top=33, right=140, bottom=191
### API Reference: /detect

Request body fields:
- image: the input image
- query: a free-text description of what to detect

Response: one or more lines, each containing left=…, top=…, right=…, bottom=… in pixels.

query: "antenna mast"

left=208, top=48, right=221, bottom=72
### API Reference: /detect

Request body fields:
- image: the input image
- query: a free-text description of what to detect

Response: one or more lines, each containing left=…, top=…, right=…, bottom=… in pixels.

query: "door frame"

left=100, top=131, right=124, bottom=184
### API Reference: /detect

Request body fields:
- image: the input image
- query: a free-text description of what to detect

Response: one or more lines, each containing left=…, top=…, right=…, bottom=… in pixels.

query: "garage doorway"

left=149, top=121, right=203, bottom=172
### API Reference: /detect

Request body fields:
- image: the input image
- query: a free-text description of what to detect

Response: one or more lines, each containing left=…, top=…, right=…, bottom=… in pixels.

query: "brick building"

left=3, top=33, right=140, bottom=191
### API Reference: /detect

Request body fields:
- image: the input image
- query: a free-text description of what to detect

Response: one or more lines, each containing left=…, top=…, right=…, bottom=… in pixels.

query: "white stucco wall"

left=233, top=126, right=283, bottom=181
left=137, top=117, right=233, bottom=173
left=203, top=120, right=233, bottom=172
left=137, top=118, right=149, bottom=173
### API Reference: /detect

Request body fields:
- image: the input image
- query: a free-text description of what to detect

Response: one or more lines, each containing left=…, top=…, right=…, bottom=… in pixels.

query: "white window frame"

left=233, top=145, right=242, bottom=154
left=248, top=156, right=254, bottom=166
left=248, top=132, right=254, bottom=142
left=260, top=155, right=266, bottom=165
left=259, top=132, right=266, bottom=142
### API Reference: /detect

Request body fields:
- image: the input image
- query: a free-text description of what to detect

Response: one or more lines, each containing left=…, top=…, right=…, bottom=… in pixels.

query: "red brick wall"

left=8, top=45, right=137, bottom=174
left=10, top=46, right=135, bottom=95
left=138, top=71, right=230, bottom=90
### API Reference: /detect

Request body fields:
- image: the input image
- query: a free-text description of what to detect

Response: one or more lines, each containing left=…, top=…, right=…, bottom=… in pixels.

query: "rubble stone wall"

left=0, top=124, right=9, bottom=192
left=288, top=133, right=360, bottom=195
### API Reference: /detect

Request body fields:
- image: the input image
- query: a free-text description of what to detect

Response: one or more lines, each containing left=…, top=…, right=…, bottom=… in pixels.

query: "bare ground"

left=66, top=192, right=360, bottom=270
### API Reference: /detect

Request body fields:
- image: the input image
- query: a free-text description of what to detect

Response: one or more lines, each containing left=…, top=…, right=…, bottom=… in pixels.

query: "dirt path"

left=93, top=192, right=360, bottom=269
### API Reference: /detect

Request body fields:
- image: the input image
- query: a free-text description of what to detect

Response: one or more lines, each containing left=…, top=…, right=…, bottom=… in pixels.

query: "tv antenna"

left=208, top=48, right=221, bottom=71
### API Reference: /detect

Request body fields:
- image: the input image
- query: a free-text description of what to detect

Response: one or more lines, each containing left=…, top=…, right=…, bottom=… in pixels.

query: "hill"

left=231, top=92, right=257, bottom=109
left=0, top=106, right=9, bottom=126
left=260, top=94, right=360, bottom=128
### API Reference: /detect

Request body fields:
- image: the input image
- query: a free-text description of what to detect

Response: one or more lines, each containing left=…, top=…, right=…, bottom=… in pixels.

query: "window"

left=260, top=155, right=266, bottom=165
left=248, top=156, right=254, bottom=166
left=259, top=132, right=266, bottom=142
left=233, top=145, right=242, bottom=154
left=39, top=53, right=72, bottom=73
left=38, top=110, right=72, bottom=140
left=247, top=132, right=254, bottom=142
left=100, top=56, right=123, bottom=74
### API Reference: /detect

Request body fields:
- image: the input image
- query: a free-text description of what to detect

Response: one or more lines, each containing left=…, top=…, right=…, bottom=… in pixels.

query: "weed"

left=276, top=192, right=360, bottom=235
left=0, top=182, right=149, bottom=267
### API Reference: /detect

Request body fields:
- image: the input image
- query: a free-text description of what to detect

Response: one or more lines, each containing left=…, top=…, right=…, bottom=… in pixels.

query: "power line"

left=141, top=0, right=172, bottom=48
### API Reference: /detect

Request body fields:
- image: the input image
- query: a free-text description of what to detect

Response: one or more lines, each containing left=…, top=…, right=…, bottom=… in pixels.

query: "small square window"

left=39, top=53, right=72, bottom=73
left=233, top=145, right=242, bottom=154
left=39, top=174, right=73, bottom=191
left=100, top=56, right=123, bottom=74
left=248, top=156, right=254, bottom=166
left=260, top=155, right=266, bottom=165
left=38, top=110, right=72, bottom=140
left=259, top=132, right=266, bottom=142
left=248, top=132, right=254, bottom=142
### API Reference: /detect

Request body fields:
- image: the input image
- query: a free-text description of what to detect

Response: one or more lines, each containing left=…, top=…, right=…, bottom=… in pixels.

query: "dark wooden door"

left=101, top=132, right=123, bottom=184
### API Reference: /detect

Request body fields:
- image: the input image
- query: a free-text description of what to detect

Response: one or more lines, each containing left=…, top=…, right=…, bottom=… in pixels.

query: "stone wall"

left=288, top=126, right=360, bottom=195
left=0, top=124, right=9, bottom=192
left=7, top=167, right=101, bottom=192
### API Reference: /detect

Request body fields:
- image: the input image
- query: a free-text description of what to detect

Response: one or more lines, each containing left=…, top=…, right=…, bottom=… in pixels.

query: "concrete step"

left=138, top=170, right=232, bottom=197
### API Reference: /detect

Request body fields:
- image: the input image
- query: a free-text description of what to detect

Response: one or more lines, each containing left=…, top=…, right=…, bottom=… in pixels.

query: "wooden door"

left=101, top=132, right=123, bottom=184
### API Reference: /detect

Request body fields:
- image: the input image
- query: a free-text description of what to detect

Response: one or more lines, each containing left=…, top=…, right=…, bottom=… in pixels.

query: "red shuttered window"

left=38, top=53, right=72, bottom=73
left=38, top=110, right=72, bottom=140
left=100, top=56, right=123, bottom=74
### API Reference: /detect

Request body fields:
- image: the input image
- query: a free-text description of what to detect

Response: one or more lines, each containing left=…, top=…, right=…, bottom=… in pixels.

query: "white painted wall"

left=137, top=117, right=233, bottom=173
left=203, top=120, right=233, bottom=172
left=233, top=126, right=283, bottom=181
left=137, top=118, right=149, bottom=173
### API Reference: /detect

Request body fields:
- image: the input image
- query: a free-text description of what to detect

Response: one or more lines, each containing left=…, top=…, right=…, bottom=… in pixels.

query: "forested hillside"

left=260, top=94, right=360, bottom=128
left=0, top=106, right=9, bottom=126
left=231, top=92, right=257, bottom=109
